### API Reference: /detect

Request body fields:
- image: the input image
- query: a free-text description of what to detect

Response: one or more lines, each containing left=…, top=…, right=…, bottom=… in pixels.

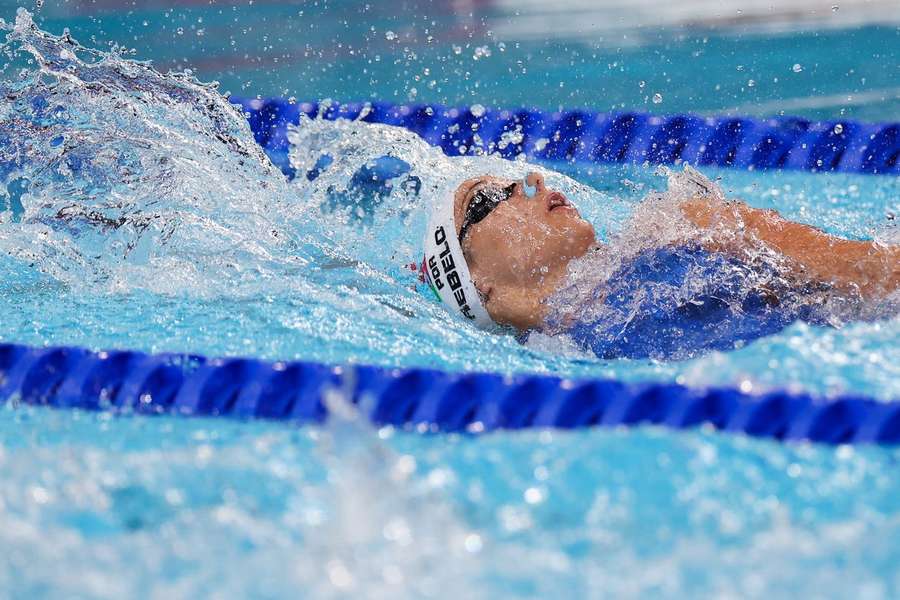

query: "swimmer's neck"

left=501, top=244, right=602, bottom=331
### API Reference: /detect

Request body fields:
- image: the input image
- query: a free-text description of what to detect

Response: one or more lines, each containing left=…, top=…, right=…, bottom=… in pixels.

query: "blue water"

left=0, top=3, right=899, bottom=598
left=5, top=404, right=900, bottom=598
left=13, top=0, right=900, bottom=121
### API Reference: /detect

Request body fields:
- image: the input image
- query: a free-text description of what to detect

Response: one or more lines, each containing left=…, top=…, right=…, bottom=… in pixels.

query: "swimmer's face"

left=454, top=172, right=596, bottom=327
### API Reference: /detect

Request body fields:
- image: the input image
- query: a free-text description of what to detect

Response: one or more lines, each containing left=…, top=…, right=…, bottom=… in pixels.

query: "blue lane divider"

left=1, top=343, right=898, bottom=444
left=230, top=98, right=900, bottom=178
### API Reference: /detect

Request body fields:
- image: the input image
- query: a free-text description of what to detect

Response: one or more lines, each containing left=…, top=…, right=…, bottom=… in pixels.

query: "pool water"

left=0, top=3, right=899, bottom=598
left=14, top=0, right=900, bottom=121
left=5, top=403, right=900, bottom=598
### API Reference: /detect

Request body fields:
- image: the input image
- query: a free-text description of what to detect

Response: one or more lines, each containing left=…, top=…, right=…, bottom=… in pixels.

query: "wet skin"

left=453, top=172, right=595, bottom=329
left=455, top=172, right=900, bottom=331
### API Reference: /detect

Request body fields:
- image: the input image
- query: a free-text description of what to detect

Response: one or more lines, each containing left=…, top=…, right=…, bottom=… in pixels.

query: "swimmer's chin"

left=566, top=218, right=598, bottom=253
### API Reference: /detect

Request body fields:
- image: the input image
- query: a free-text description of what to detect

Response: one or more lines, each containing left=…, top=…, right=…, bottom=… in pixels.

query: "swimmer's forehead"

left=453, top=175, right=511, bottom=235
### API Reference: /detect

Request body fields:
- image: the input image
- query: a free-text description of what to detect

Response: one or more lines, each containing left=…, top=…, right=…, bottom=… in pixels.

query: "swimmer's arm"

left=680, top=197, right=900, bottom=299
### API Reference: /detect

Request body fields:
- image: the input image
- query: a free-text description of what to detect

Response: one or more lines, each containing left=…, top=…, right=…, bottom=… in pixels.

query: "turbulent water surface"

left=3, top=402, right=900, bottom=598
left=1, top=9, right=897, bottom=399
left=0, top=8, right=899, bottom=599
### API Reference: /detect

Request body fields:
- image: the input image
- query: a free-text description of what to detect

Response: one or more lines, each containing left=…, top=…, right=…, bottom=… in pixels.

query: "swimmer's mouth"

left=546, top=191, right=573, bottom=212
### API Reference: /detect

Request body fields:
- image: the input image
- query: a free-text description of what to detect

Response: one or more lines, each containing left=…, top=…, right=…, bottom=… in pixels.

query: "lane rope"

left=1, top=343, right=896, bottom=444
left=230, top=98, right=900, bottom=178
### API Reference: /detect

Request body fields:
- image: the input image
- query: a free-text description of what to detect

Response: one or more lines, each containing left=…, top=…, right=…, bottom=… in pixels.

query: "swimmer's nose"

left=523, top=172, right=545, bottom=198
left=526, top=172, right=545, bottom=190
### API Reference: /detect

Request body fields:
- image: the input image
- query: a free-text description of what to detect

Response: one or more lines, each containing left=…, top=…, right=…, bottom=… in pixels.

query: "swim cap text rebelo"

left=421, top=181, right=493, bottom=327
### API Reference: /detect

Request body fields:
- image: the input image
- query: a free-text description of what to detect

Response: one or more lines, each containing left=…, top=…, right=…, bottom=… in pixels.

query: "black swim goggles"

left=458, top=182, right=517, bottom=246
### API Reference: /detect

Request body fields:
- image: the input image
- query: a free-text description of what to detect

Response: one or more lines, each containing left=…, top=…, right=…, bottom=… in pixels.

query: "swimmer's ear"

left=475, top=284, right=492, bottom=305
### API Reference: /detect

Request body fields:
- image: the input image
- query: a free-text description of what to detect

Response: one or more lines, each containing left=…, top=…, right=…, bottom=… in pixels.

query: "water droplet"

left=792, top=63, right=803, bottom=73
left=747, top=79, right=755, bottom=87
left=652, top=93, right=663, bottom=104
left=473, top=45, right=491, bottom=60
left=638, top=80, right=645, bottom=89
left=391, top=454, right=416, bottom=481
left=470, top=103, right=485, bottom=117
left=833, top=123, right=844, bottom=134
left=385, top=30, right=397, bottom=41
left=176, top=27, right=184, bottom=36
left=524, top=487, right=545, bottom=504
left=832, top=4, right=839, bottom=11
left=326, top=560, right=354, bottom=589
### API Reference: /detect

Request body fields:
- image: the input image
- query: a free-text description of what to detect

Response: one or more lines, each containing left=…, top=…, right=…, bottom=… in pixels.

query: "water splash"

left=0, top=11, right=896, bottom=401
left=0, top=9, right=313, bottom=296
left=0, top=9, right=898, bottom=600
left=285, top=113, right=615, bottom=268
left=549, top=165, right=896, bottom=345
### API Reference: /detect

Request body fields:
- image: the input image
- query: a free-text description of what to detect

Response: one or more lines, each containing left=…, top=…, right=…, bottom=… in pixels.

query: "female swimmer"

left=421, top=167, right=899, bottom=360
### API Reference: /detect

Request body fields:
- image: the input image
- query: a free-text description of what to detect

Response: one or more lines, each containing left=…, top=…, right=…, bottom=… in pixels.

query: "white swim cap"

left=421, top=180, right=493, bottom=328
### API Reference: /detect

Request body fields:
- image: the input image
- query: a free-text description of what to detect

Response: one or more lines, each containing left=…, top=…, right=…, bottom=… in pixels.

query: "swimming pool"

left=1, top=3, right=899, bottom=597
